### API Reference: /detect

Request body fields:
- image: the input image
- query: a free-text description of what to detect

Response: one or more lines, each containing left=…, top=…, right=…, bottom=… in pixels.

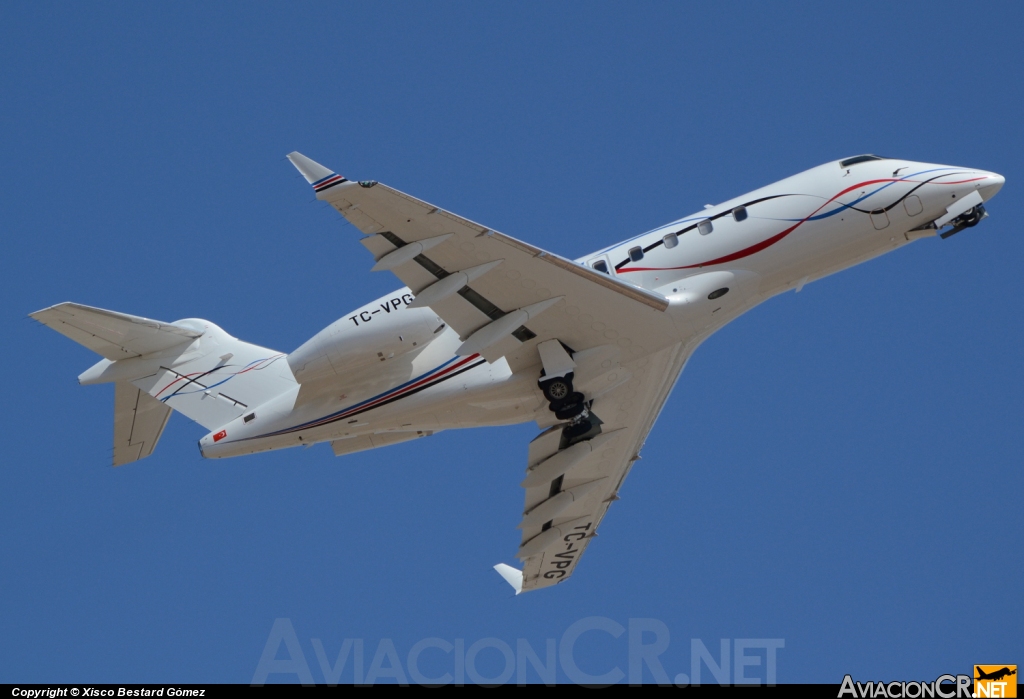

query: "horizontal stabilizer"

left=493, top=564, right=523, bottom=595
left=30, top=302, right=200, bottom=360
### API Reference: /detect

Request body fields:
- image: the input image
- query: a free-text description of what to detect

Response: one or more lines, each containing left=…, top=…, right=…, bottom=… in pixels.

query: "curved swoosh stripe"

left=236, top=353, right=485, bottom=442
left=619, top=172, right=985, bottom=273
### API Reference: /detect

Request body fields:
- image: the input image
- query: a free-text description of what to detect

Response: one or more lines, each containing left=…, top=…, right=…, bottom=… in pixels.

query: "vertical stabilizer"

left=113, top=382, right=172, bottom=466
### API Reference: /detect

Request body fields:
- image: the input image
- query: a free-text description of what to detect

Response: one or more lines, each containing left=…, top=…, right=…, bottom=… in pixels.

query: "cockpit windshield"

left=839, top=154, right=889, bottom=168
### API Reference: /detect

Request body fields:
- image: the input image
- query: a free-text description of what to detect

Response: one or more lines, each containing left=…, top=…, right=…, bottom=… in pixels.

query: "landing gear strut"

left=940, top=204, right=987, bottom=239
left=539, top=372, right=594, bottom=441
left=959, top=205, right=985, bottom=228
left=539, top=372, right=585, bottom=419
left=536, top=340, right=600, bottom=446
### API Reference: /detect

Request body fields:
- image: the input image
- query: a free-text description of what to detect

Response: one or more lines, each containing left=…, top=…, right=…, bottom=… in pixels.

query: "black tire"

left=961, top=206, right=982, bottom=227
left=550, top=390, right=584, bottom=411
left=540, top=375, right=573, bottom=403
left=555, top=396, right=587, bottom=421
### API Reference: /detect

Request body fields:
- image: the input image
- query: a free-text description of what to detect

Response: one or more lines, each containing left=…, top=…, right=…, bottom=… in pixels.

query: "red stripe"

left=619, top=175, right=987, bottom=274
left=288, top=354, right=481, bottom=432
left=154, top=370, right=206, bottom=398
left=314, top=175, right=342, bottom=189
left=154, top=355, right=284, bottom=398
left=338, top=354, right=479, bottom=413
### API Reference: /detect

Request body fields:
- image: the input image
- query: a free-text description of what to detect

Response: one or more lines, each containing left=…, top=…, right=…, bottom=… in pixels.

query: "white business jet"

left=32, top=153, right=1004, bottom=593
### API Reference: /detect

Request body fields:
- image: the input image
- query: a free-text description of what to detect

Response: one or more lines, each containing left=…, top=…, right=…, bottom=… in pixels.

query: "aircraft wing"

left=287, top=153, right=682, bottom=373
left=288, top=152, right=692, bottom=591
left=514, top=341, right=690, bottom=591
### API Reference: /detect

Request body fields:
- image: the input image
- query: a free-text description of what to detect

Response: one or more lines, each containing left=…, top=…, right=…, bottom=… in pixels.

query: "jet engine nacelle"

left=287, top=290, right=443, bottom=385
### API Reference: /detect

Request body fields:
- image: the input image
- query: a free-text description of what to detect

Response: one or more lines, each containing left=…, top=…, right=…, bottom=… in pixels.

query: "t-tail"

left=30, top=302, right=297, bottom=466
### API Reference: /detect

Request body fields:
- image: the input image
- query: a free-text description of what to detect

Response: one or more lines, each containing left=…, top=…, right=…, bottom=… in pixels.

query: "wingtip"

left=286, top=152, right=347, bottom=191
left=493, top=563, right=523, bottom=595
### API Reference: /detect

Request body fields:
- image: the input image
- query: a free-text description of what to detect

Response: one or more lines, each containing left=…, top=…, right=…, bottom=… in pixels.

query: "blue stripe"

left=273, top=355, right=464, bottom=433
left=775, top=167, right=963, bottom=222
left=161, top=356, right=283, bottom=402
left=312, top=172, right=339, bottom=186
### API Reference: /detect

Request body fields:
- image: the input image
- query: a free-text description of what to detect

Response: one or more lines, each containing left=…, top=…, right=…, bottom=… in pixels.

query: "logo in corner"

left=975, top=665, right=1017, bottom=698
left=213, top=430, right=227, bottom=442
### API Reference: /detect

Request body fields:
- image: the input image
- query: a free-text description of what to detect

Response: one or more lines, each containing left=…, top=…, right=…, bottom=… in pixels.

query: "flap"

left=286, top=153, right=679, bottom=374
left=511, top=340, right=693, bottom=591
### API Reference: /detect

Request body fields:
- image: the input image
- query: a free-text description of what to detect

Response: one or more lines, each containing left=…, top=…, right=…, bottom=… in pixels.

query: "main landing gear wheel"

left=539, top=374, right=574, bottom=403
left=553, top=392, right=587, bottom=421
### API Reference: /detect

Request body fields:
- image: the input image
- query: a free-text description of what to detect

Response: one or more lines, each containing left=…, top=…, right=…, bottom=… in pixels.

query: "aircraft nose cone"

left=978, top=172, right=1005, bottom=201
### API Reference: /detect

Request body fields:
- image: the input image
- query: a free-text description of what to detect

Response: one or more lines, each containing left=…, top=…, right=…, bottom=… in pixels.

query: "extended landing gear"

left=940, top=204, right=987, bottom=239
left=554, top=393, right=588, bottom=421
left=539, top=372, right=596, bottom=445
left=539, top=372, right=585, bottom=419
left=536, top=339, right=601, bottom=447
left=959, top=205, right=985, bottom=228
left=562, top=417, right=597, bottom=443
left=539, top=374, right=573, bottom=403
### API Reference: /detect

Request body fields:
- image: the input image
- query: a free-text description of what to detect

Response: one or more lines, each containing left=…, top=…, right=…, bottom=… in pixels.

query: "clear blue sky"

left=2, top=2, right=1020, bottom=684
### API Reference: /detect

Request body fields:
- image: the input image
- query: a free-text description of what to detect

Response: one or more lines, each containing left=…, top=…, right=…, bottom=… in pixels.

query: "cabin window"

left=663, top=233, right=678, bottom=249
left=732, top=206, right=748, bottom=222
left=697, top=219, right=713, bottom=235
left=628, top=246, right=644, bottom=262
left=591, top=260, right=609, bottom=274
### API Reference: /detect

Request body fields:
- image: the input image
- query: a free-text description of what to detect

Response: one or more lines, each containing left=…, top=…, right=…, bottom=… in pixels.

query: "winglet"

left=286, top=152, right=348, bottom=193
left=493, top=563, right=523, bottom=595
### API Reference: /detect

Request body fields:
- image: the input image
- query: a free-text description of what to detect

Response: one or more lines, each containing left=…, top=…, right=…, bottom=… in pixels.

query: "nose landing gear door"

left=588, top=255, right=615, bottom=276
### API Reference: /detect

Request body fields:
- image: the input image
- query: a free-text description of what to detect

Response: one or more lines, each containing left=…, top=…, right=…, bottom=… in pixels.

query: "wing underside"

left=287, top=152, right=691, bottom=590
left=287, top=152, right=680, bottom=375
left=516, top=341, right=690, bottom=590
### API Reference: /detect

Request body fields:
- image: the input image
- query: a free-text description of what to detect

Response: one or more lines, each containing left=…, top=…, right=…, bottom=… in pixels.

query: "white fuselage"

left=199, top=157, right=1004, bottom=458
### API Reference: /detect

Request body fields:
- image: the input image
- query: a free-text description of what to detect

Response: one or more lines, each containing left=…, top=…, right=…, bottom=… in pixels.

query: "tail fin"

left=33, top=302, right=297, bottom=462
left=113, top=381, right=171, bottom=466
